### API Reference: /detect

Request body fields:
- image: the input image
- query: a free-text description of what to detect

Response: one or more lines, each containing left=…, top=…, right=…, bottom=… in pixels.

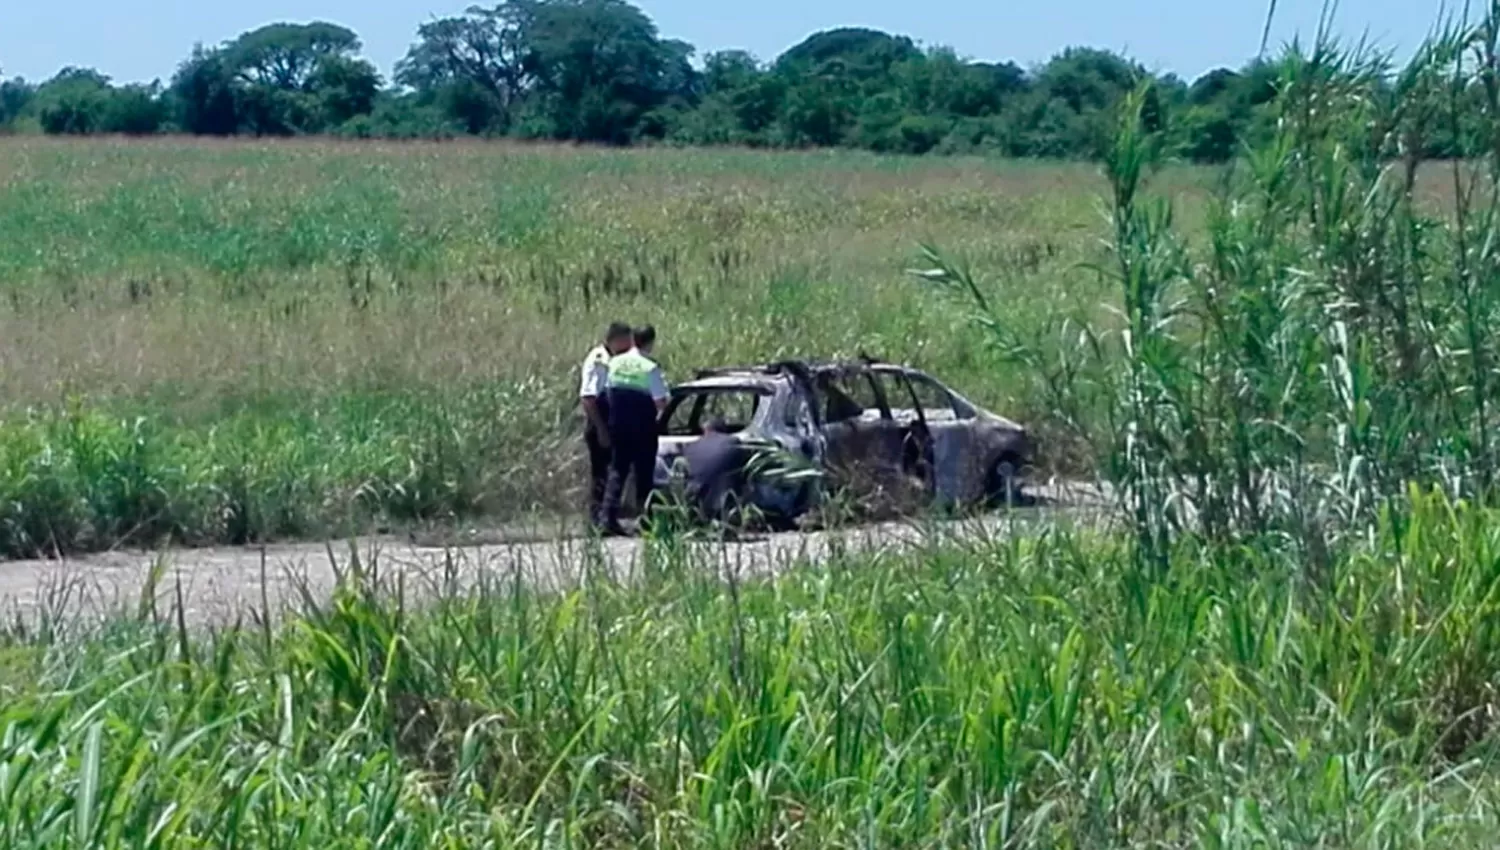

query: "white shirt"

left=578, top=345, right=611, bottom=400
left=646, top=364, right=669, bottom=402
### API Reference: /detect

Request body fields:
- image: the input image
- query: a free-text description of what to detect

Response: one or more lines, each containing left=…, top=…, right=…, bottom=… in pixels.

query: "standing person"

left=579, top=322, right=634, bottom=527
left=599, top=325, right=669, bottom=535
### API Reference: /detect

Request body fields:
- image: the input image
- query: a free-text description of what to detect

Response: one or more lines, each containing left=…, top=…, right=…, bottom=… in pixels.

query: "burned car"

left=653, top=358, right=1034, bottom=527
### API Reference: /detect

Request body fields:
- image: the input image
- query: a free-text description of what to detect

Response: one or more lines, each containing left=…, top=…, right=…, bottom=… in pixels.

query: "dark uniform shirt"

left=683, top=432, right=739, bottom=491
left=682, top=431, right=745, bottom=516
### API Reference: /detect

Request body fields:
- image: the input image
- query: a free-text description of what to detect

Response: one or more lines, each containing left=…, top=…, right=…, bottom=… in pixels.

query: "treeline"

left=0, top=0, right=1477, bottom=161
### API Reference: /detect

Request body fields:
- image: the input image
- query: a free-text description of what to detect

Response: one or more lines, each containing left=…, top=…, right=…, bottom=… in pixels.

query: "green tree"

left=1176, top=103, right=1240, bottom=163
left=517, top=0, right=697, bottom=143
left=1033, top=47, right=1144, bottom=113
left=358, top=92, right=464, bottom=139
left=1, top=1, right=1306, bottom=157
left=1011, top=47, right=1149, bottom=157
left=220, top=22, right=382, bottom=135
left=394, top=5, right=532, bottom=133
left=775, top=27, right=920, bottom=80
left=395, top=0, right=694, bottom=142
left=29, top=68, right=167, bottom=136
left=224, top=22, right=363, bottom=90
left=169, top=45, right=241, bottom=135
left=310, top=55, right=381, bottom=127
left=896, top=48, right=1013, bottom=118
left=669, top=50, right=782, bottom=145
left=0, top=73, right=35, bottom=130
left=1171, top=61, right=1284, bottom=162
left=104, top=82, right=170, bottom=134
left=773, top=27, right=921, bottom=147
left=777, top=73, right=856, bottom=147
left=973, top=60, right=1029, bottom=100
left=31, top=67, right=114, bottom=134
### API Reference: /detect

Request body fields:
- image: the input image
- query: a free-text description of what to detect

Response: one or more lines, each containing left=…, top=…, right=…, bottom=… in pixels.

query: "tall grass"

left=1, top=489, right=1499, bottom=847
left=920, top=8, right=1500, bottom=565
left=0, top=81, right=1472, bottom=555
left=0, top=385, right=567, bottom=558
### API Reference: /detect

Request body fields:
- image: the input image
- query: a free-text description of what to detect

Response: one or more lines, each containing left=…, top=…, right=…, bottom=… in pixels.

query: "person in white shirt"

left=579, top=322, right=634, bottom=526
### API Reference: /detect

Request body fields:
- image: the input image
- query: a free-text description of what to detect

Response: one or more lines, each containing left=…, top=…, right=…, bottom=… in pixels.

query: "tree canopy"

left=0, top=1, right=1468, bottom=162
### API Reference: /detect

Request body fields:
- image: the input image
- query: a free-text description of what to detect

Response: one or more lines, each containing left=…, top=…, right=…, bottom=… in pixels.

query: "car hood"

left=980, top=410, right=1027, bottom=432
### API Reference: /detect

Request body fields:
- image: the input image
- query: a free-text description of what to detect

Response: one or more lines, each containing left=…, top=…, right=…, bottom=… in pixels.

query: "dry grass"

left=0, top=137, right=1140, bottom=412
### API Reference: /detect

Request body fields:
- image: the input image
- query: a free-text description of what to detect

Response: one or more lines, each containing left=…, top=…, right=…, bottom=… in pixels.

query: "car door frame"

left=776, top=368, right=828, bottom=465
left=869, top=365, right=938, bottom=495
left=898, top=368, right=981, bottom=504
left=812, top=365, right=903, bottom=497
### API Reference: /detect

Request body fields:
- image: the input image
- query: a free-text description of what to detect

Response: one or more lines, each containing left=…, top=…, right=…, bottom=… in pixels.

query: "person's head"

left=703, top=416, right=727, bottom=434
left=604, top=322, right=633, bottom=355
left=633, top=324, right=657, bottom=355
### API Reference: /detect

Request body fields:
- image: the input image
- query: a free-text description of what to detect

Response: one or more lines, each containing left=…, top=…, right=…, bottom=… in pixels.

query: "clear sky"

left=0, top=0, right=1456, bottom=86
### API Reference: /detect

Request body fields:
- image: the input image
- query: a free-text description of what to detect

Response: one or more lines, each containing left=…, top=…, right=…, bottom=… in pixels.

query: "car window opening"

left=662, top=388, right=769, bottom=436
left=818, top=375, right=874, bottom=423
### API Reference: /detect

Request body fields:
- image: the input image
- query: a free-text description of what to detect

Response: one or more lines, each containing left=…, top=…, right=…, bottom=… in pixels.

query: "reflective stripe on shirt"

left=607, top=349, right=662, bottom=396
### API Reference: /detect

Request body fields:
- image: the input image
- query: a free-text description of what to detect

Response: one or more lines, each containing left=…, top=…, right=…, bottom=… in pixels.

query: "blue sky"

left=1, top=0, right=1455, bottom=86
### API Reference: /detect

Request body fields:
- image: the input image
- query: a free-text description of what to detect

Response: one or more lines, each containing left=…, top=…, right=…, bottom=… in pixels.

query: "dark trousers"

left=602, top=432, right=658, bottom=528
left=585, top=426, right=611, bottom=523
left=601, top=389, right=660, bottom=528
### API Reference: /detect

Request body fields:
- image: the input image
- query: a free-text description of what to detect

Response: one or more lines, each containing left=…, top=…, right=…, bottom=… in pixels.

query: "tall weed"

left=920, top=9, right=1500, bottom=565
left=0, top=499, right=1498, bottom=846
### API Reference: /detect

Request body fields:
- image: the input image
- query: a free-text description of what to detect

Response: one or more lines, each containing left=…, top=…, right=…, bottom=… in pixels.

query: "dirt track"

left=0, top=481, right=1112, bottom=631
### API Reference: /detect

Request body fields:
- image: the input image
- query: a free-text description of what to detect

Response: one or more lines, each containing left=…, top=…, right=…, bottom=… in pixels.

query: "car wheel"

left=761, top=481, right=814, bottom=532
left=986, top=453, right=1025, bottom=508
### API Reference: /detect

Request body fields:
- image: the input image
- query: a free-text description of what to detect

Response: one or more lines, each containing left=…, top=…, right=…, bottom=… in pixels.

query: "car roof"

left=691, top=358, right=918, bottom=378
left=677, top=358, right=948, bottom=390
left=673, top=374, right=782, bottom=391
left=673, top=358, right=1020, bottom=424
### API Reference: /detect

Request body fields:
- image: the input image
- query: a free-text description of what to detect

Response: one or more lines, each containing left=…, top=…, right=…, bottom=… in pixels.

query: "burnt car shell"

left=654, top=359, right=1034, bottom=521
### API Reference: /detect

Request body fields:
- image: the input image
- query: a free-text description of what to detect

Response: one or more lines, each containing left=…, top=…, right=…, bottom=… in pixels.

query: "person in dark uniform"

left=682, top=418, right=747, bottom=524
left=599, top=325, right=669, bottom=535
left=578, top=322, right=634, bottom=527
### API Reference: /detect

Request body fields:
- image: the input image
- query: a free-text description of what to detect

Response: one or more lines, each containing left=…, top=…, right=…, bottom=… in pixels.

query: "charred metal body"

left=653, top=357, right=1035, bottom=528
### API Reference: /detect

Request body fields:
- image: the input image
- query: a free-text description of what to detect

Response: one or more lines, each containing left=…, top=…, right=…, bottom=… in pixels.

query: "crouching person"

left=680, top=418, right=749, bottom=526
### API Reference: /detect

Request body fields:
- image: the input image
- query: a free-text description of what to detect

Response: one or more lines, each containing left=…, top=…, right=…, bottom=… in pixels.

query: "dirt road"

left=0, top=481, right=1112, bottom=631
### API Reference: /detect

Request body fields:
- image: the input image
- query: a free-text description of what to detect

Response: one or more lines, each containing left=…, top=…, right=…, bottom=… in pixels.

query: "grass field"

left=0, top=135, right=1195, bottom=556
left=0, top=131, right=1469, bottom=557
left=0, top=131, right=1472, bottom=558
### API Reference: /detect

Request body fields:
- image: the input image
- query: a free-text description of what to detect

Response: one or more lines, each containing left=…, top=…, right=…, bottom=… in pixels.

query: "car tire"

left=760, top=481, right=813, bottom=532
